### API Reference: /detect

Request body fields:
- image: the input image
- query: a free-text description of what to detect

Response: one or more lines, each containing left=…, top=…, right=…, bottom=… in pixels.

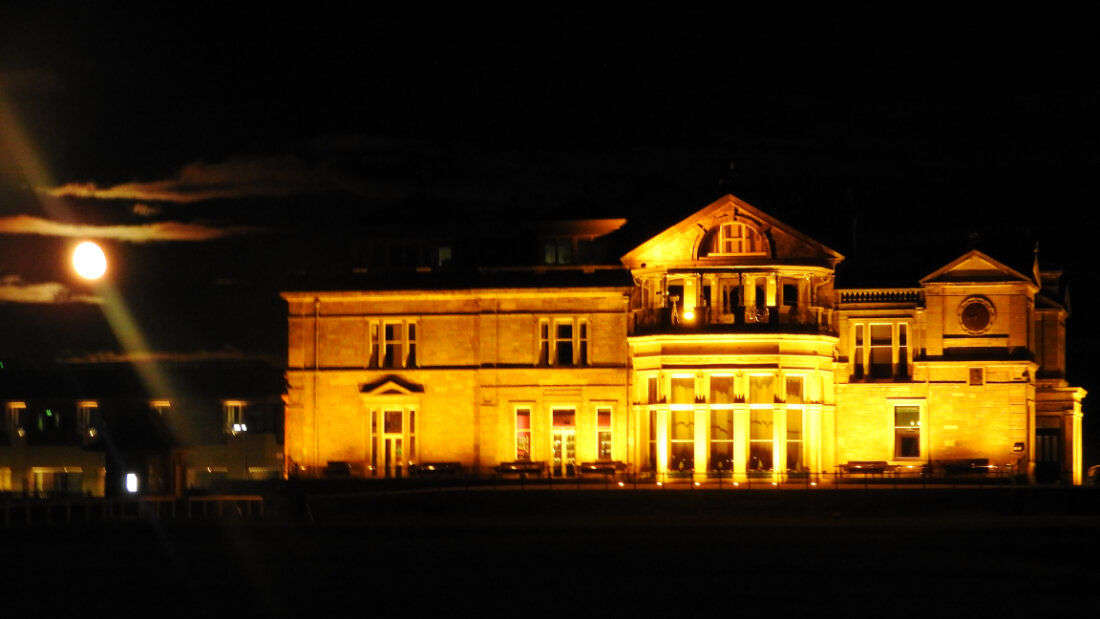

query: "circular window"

left=958, top=297, right=995, bottom=334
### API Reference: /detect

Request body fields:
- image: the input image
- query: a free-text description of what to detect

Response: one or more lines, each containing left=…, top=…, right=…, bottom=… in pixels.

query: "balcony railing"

left=838, top=288, right=923, bottom=305
left=631, top=305, right=834, bottom=335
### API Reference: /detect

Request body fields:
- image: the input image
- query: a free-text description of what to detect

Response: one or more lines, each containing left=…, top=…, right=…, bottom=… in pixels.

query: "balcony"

left=631, top=305, right=835, bottom=336
left=838, top=288, right=923, bottom=307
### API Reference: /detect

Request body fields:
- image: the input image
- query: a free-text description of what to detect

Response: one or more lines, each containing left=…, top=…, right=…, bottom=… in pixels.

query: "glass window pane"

left=671, top=410, right=694, bottom=440
left=671, top=378, right=694, bottom=405
left=750, top=409, right=773, bottom=441
left=785, top=376, right=803, bottom=404
left=597, top=409, right=611, bottom=429
left=749, top=375, right=773, bottom=404
left=552, top=410, right=575, bottom=427
left=384, top=411, right=402, bottom=434
left=710, top=376, right=733, bottom=404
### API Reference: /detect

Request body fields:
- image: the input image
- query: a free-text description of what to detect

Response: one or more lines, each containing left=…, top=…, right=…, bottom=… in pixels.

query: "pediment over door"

left=360, top=375, right=425, bottom=396
left=621, top=194, right=843, bottom=270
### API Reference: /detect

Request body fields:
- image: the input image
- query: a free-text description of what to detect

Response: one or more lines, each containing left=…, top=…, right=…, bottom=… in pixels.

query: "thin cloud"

left=0, top=275, right=102, bottom=304
left=60, top=349, right=260, bottom=363
left=43, top=156, right=340, bottom=203
left=0, top=214, right=258, bottom=242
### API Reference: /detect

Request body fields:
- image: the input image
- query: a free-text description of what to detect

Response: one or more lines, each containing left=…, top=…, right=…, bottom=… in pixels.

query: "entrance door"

left=383, top=436, right=403, bottom=478
left=1035, top=428, right=1061, bottom=484
left=552, top=429, right=576, bottom=477
left=551, top=409, right=576, bottom=477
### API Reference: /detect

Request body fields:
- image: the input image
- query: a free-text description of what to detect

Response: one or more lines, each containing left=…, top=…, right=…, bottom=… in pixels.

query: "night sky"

left=1, top=6, right=1098, bottom=455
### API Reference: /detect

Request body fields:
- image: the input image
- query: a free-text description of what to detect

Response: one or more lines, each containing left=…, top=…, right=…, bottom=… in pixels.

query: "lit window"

left=710, top=376, right=734, bottom=404
left=711, top=222, right=768, bottom=256
left=749, top=410, right=774, bottom=472
left=749, top=375, right=774, bottom=404
left=516, top=408, right=532, bottom=460
left=597, top=408, right=612, bottom=459
left=370, top=320, right=419, bottom=369
left=851, top=322, right=911, bottom=381
left=538, top=318, right=590, bottom=367
left=78, top=401, right=99, bottom=441
left=894, top=406, right=921, bottom=459
left=709, top=409, right=734, bottom=472
left=671, top=378, right=694, bottom=405
left=669, top=409, right=694, bottom=472
left=225, top=402, right=246, bottom=434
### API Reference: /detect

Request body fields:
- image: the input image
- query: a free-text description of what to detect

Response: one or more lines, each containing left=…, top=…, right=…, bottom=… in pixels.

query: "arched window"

left=708, top=222, right=768, bottom=257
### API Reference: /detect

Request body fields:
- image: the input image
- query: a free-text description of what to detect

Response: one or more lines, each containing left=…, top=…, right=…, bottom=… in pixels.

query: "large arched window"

left=706, top=222, right=769, bottom=257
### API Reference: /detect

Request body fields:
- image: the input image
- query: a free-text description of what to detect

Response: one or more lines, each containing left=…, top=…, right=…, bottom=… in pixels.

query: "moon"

left=73, top=241, right=107, bottom=280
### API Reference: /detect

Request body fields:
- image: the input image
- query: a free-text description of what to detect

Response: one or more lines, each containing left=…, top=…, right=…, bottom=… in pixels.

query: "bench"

left=496, top=461, right=546, bottom=477
left=579, top=461, right=627, bottom=476
left=410, top=462, right=463, bottom=476
left=841, top=461, right=895, bottom=474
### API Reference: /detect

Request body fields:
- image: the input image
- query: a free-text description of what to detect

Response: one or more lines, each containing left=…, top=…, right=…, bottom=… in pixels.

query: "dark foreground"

left=4, top=488, right=1098, bottom=617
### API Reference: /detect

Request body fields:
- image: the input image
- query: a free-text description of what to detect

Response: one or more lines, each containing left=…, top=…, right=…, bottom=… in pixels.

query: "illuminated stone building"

left=283, top=194, right=1085, bottom=484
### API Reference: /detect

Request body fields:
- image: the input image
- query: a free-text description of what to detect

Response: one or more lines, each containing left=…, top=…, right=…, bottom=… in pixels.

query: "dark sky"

left=1, top=4, right=1097, bottom=422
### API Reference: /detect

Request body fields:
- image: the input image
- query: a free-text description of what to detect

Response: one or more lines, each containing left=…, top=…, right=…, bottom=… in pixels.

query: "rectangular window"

left=540, top=318, right=589, bottom=367
left=647, top=377, right=659, bottom=403
left=370, top=323, right=380, bottom=368
left=384, top=410, right=403, bottom=434
left=898, top=324, right=909, bottom=378
left=969, top=367, right=983, bottom=386
left=648, top=409, right=657, bottom=471
left=709, top=410, right=734, bottom=471
left=555, top=321, right=574, bottom=365
left=749, top=375, right=774, bottom=404
left=225, top=402, right=246, bottom=434
left=539, top=321, right=550, bottom=366
left=785, top=376, right=803, bottom=404
left=853, top=322, right=911, bottom=380
left=869, top=324, right=893, bottom=379
left=597, top=408, right=612, bottom=459
left=894, top=406, right=921, bottom=459
left=579, top=322, right=588, bottom=366
left=749, top=409, right=774, bottom=472
left=407, top=323, right=417, bottom=367
left=383, top=323, right=400, bottom=368
left=516, top=408, right=531, bottom=460
left=669, top=409, right=694, bottom=472
left=671, top=378, right=694, bottom=404
left=710, top=376, right=734, bottom=404
left=786, top=409, right=803, bottom=471
left=853, top=324, right=865, bottom=380
left=78, top=402, right=99, bottom=442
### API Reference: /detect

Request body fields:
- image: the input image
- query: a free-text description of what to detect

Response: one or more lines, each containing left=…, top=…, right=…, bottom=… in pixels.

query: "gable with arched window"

left=703, top=222, right=769, bottom=258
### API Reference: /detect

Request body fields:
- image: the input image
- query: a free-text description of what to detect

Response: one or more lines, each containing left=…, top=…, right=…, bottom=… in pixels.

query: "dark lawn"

left=4, top=489, right=1098, bottom=617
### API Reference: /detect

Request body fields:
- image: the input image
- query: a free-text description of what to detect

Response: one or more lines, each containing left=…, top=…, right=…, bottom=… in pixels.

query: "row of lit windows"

left=514, top=406, right=613, bottom=464
left=648, top=408, right=806, bottom=473
left=645, top=374, right=818, bottom=405
left=850, top=321, right=911, bottom=380
left=3, top=400, right=254, bottom=440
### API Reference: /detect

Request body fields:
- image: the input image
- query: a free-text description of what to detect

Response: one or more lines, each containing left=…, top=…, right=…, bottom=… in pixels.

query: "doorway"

left=551, top=409, right=576, bottom=477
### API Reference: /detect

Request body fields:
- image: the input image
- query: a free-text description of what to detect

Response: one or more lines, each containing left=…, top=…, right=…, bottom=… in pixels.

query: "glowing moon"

left=73, top=241, right=107, bottom=280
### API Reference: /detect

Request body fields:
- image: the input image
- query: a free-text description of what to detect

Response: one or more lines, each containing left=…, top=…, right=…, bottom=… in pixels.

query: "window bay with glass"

left=538, top=317, right=589, bottom=366
left=368, top=319, right=418, bottom=369
left=850, top=322, right=910, bottom=380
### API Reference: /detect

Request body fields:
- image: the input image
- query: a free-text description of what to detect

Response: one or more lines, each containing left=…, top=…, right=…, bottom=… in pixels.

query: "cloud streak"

left=43, top=156, right=346, bottom=203
left=0, top=275, right=102, bottom=304
left=0, top=214, right=258, bottom=242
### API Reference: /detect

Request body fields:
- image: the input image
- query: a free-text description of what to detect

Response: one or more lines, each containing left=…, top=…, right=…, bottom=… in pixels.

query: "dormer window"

left=709, top=222, right=768, bottom=257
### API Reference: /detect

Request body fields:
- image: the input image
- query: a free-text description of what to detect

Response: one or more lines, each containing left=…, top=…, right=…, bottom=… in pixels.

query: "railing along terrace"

left=838, top=288, right=923, bottom=305
left=632, top=305, right=832, bottom=334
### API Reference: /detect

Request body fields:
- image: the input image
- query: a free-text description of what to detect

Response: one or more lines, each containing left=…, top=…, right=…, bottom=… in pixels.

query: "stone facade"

left=283, top=194, right=1085, bottom=483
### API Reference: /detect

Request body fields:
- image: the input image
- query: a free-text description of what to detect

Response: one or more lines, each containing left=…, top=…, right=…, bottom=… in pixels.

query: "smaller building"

left=0, top=360, right=284, bottom=497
